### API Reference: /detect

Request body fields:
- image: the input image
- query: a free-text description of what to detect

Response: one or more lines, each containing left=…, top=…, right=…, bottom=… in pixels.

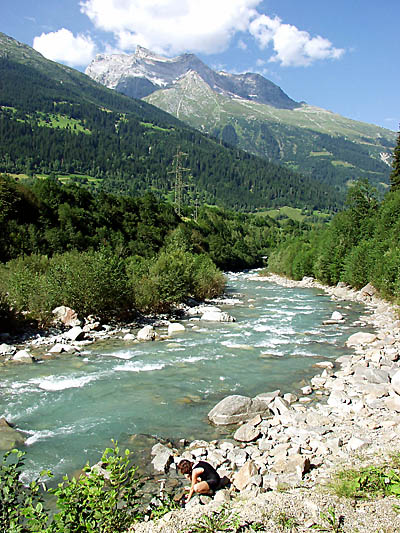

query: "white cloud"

left=33, top=28, right=97, bottom=67
left=249, top=14, right=344, bottom=67
left=79, top=0, right=261, bottom=54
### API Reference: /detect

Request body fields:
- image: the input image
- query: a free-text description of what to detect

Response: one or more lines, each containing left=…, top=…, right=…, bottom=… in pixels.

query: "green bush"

left=191, top=254, right=226, bottom=300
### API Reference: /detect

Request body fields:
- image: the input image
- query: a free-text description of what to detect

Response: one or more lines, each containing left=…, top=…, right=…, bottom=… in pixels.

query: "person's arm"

left=186, top=467, right=204, bottom=501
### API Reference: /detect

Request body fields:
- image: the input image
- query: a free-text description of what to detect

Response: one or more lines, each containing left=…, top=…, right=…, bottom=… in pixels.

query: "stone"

left=12, top=350, right=33, bottom=363
left=137, top=325, right=157, bottom=341
left=347, top=437, right=369, bottom=451
left=270, top=454, right=311, bottom=479
left=331, top=311, right=344, bottom=321
left=213, top=489, right=231, bottom=503
left=63, top=326, right=85, bottom=342
left=123, top=333, right=136, bottom=341
left=346, top=332, right=377, bottom=347
left=151, top=443, right=171, bottom=456
left=301, top=385, right=313, bottom=395
left=52, top=306, right=81, bottom=327
left=360, top=283, right=378, bottom=299
left=283, top=393, right=298, bottom=404
left=269, top=396, right=290, bottom=416
left=385, top=392, right=400, bottom=412
left=0, top=418, right=26, bottom=450
left=0, top=343, right=16, bottom=356
left=233, top=423, right=261, bottom=443
left=353, top=366, right=389, bottom=384
left=49, top=343, right=75, bottom=354
left=232, top=460, right=258, bottom=491
left=168, top=323, right=186, bottom=335
left=391, top=369, right=400, bottom=395
left=208, top=395, right=270, bottom=425
left=327, top=390, right=351, bottom=408
left=200, top=311, right=236, bottom=322
left=151, top=450, right=173, bottom=473
left=314, top=361, right=334, bottom=370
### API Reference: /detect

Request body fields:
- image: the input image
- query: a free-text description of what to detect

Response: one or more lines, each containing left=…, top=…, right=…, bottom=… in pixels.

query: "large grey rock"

left=208, top=395, right=269, bottom=425
left=346, top=332, right=377, bottom=347
left=0, top=418, right=26, bottom=450
left=12, top=350, right=33, bottom=363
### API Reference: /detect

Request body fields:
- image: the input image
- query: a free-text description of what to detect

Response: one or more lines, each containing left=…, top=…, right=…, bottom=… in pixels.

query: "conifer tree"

left=390, top=128, right=400, bottom=191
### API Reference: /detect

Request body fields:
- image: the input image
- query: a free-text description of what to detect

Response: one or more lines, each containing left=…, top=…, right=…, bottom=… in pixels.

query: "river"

left=0, top=271, right=370, bottom=483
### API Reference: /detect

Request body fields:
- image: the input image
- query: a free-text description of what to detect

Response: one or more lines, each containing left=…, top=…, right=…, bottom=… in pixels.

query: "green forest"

left=0, top=52, right=341, bottom=212
left=0, top=173, right=290, bottom=328
left=267, top=130, right=400, bottom=303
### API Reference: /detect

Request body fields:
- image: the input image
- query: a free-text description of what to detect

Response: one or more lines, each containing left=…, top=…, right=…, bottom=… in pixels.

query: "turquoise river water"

left=0, top=271, right=370, bottom=483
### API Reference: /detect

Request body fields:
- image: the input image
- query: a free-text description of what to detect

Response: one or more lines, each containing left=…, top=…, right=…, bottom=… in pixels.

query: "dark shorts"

left=204, top=476, right=219, bottom=491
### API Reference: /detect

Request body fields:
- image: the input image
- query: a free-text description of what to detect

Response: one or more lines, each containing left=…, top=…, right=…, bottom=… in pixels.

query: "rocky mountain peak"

left=85, top=47, right=299, bottom=109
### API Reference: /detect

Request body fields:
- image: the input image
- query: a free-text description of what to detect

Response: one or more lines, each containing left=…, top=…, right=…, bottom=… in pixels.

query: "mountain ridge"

left=86, top=46, right=396, bottom=193
left=0, top=32, right=340, bottom=212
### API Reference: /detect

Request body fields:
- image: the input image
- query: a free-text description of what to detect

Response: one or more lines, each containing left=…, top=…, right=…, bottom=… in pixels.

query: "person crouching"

left=177, top=459, right=220, bottom=502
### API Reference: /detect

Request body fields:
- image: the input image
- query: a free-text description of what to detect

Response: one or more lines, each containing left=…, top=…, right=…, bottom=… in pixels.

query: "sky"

left=1, top=0, right=399, bottom=131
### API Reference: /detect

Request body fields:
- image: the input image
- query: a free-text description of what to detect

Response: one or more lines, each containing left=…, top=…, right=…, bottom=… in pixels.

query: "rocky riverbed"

left=131, top=274, right=400, bottom=532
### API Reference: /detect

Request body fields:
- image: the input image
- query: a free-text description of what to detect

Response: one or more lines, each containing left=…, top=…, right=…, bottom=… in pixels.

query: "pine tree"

left=390, top=128, right=400, bottom=191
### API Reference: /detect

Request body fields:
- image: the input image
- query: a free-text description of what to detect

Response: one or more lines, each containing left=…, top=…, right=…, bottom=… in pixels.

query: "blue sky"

left=1, top=0, right=399, bottom=131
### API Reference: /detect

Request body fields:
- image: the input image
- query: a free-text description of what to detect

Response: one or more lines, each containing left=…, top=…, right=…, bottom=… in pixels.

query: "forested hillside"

left=0, top=32, right=341, bottom=212
left=0, top=174, right=287, bottom=327
left=267, top=130, right=400, bottom=303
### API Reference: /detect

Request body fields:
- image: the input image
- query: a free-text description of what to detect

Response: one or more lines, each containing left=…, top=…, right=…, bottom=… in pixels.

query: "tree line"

left=267, top=130, right=400, bottom=303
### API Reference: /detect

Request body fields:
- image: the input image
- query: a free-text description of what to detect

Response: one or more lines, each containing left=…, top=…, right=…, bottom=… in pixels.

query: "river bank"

left=132, top=274, right=400, bottom=532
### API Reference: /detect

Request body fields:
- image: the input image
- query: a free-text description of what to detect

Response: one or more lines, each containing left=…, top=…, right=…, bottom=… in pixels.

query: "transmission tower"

left=168, top=148, right=190, bottom=216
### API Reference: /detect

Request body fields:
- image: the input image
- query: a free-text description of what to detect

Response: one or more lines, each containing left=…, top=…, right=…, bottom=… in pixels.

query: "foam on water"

left=114, top=361, right=165, bottom=372
left=29, top=374, right=98, bottom=391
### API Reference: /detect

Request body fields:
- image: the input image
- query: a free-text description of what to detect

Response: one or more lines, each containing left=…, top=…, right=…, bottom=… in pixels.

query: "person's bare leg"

left=194, top=481, right=213, bottom=495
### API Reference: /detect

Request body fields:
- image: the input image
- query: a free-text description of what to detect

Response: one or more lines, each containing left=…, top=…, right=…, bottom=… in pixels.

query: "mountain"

left=0, top=32, right=339, bottom=212
left=86, top=46, right=298, bottom=109
left=86, top=47, right=396, bottom=193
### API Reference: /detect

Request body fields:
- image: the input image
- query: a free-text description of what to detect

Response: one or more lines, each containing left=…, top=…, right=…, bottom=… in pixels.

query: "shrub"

left=191, top=254, right=226, bottom=300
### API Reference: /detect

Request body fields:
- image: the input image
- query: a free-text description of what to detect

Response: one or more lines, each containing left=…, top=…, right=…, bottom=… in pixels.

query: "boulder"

left=353, top=366, right=389, bottom=384
left=208, top=395, right=269, bottom=425
left=52, top=306, right=81, bottom=327
left=0, top=418, right=26, bottom=450
left=385, top=392, right=400, bottom=412
left=331, top=311, right=344, bottom=321
left=151, top=450, right=173, bottom=473
left=233, top=423, right=261, bottom=443
left=123, top=333, right=136, bottom=341
left=12, top=350, right=33, bottom=363
left=346, top=332, right=377, bottom=347
left=347, top=437, right=369, bottom=452
left=49, top=343, right=75, bottom=354
left=0, top=343, right=16, bottom=356
left=168, top=323, right=186, bottom=335
left=232, top=460, right=258, bottom=491
left=201, top=311, right=236, bottom=322
left=63, top=326, right=85, bottom=342
left=137, top=325, right=157, bottom=341
left=360, top=283, right=378, bottom=299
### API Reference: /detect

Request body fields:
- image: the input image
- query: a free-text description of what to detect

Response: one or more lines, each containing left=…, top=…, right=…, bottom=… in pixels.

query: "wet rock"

left=0, top=418, right=26, bottom=450
left=63, top=326, right=85, bottom=342
left=168, top=323, right=185, bottom=335
left=200, top=311, right=236, bottom=322
left=208, top=395, right=270, bottom=425
left=49, top=343, right=75, bottom=354
left=123, top=333, right=136, bottom=341
left=137, top=325, right=158, bottom=341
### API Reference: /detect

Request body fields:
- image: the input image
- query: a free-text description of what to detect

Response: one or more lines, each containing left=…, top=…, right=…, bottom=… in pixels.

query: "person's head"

left=177, top=459, right=193, bottom=476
